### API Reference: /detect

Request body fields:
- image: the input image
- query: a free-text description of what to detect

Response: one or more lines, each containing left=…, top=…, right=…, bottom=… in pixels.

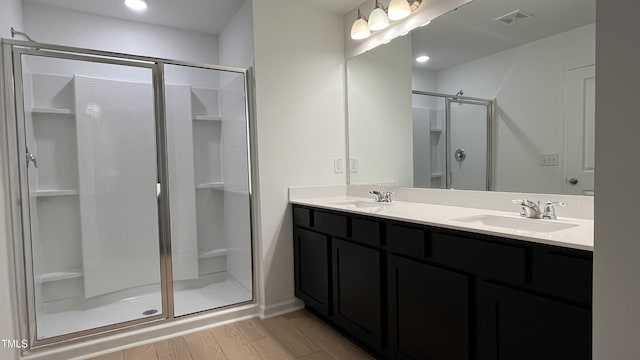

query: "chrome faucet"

left=370, top=190, right=393, bottom=203
left=512, top=199, right=541, bottom=218
left=512, top=199, right=566, bottom=220
left=541, top=201, right=566, bottom=220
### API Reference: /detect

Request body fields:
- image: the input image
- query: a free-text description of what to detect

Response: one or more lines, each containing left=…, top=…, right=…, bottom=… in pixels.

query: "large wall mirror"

left=347, top=0, right=596, bottom=195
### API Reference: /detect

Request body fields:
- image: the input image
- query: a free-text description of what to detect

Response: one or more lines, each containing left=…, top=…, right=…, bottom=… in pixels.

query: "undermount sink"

left=452, top=215, right=578, bottom=233
left=332, top=200, right=393, bottom=209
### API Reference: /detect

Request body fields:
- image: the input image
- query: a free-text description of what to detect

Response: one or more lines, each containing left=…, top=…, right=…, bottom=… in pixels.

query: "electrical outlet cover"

left=540, top=153, right=560, bottom=166
left=334, top=157, right=344, bottom=174
left=350, top=158, right=359, bottom=173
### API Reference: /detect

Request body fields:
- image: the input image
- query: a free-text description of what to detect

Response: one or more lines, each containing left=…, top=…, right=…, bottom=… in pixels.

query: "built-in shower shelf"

left=30, top=107, right=75, bottom=115
left=35, top=189, right=80, bottom=197
left=430, top=128, right=442, bottom=133
left=36, top=270, right=83, bottom=284
left=196, top=182, right=224, bottom=190
left=198, top=248, right=227, bottom=259
left=193, top=115, right=222, bottom=121
left=431, top=173, right=443, bottom=178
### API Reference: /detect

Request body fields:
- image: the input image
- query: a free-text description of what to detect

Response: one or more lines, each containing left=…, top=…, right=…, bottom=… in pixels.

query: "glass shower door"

left=16, top=52, right=166, bottom=340
left=447, top=99, right=491, bottom=190
left=164, top=64, right=253, bottom=316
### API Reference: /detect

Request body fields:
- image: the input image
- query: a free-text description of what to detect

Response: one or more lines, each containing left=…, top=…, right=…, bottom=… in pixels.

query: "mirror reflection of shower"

left=411, top=90, right=492, bottom=191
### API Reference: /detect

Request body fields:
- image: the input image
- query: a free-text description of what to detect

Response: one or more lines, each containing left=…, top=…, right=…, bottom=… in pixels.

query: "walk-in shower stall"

left=412, top=90, right=493, bottom=190
left=1, top=39, right=255, bottom=349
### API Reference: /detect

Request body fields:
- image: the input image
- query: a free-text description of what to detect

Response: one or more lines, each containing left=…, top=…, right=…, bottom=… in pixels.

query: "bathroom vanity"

left=290, top=197, right=592, bottom=360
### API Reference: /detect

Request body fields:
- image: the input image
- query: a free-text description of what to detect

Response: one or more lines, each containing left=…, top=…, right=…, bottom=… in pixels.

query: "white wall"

left=23, top=2, right=219, bottom=88
left=594, top=0, right=640, bottom=358
left=437, top=24, right=595, bottom=194
left=0, top=2, right=24, bottom=359
left=219, top=0, right=255, bottom=293
left=348, top=36, right=413, bottom=186
left=252, top=0, right=347, bottom=310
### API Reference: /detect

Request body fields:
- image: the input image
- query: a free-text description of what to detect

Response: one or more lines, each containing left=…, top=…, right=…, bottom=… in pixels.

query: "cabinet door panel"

left=332, top=238, right=382, bottom=351
left=389, top=255, right=470, bottom=360
left=477, top=282, right=591, bottom=360
left=294, top=228, right=330, bottom=315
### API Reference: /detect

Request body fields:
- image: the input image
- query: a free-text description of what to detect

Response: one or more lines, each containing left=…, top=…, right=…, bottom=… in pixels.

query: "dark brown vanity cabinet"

left=388, top=255, right=470, bottom=360
left=293, top=207, right=384, bottom=352
left=332, top=238, right=383, bottom=352
left=292, top=204, right=592, bottom=359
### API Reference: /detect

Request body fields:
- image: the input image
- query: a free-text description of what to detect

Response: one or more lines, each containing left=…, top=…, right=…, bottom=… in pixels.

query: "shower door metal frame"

left=1, top=39, right=257, bottom=352
left=412, top=90, right=494, bottom=190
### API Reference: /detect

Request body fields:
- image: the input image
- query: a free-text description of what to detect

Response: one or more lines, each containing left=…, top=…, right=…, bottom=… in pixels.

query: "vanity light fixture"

left=368, top=1, right=390, bottom=31
left=409, top=0, right=423, bottom=11
left=416, top=55, right=430, bottom=63
left=125, top=0, right=149, bottom=11
left=388, top=0, right=411, bottom=21
left=350, top=8, right=371, bottom=40
left=350, top=0, right=425, bottom=41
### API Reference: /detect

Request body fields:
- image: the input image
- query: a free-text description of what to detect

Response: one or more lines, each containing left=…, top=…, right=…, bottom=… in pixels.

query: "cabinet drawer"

left=432, top=233, right=527, bottom=285
left=293, top=206, right=311, bottom=228
left=314, top=211, right=348, bottom=238
left=387, top=224, right=428, bottom=258
left=535, top=249, right=592, bottom=305
left=352, top=218, right=382, bottom=247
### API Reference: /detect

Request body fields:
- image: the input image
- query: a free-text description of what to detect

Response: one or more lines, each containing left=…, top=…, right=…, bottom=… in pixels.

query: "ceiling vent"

left=494, top=9, right=533, bottom=25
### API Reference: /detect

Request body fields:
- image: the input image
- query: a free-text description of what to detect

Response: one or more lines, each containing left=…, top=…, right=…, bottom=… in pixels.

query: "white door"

left=566, top=65, right=595, bottom=195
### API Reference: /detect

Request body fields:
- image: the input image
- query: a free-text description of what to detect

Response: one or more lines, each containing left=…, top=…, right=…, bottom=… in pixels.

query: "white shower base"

left=37, top=276, right=251, bottom=339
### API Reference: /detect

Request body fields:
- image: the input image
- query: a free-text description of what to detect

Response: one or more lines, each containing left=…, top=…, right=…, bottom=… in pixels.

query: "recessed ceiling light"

left=125, top=0, right=149, bottom=11
left=416, top=55, right=430, bottom=63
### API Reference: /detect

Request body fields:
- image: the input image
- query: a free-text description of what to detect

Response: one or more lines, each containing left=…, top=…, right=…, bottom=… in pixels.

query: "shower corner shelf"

left=193, top=115, right=222, bottom=121
left=30, top=107, right=75, bottom=115
left=430, top=173, right=443, bottom=178
left=196, top=182, right=224, bottom=190
left=35, top=189, right=80, bottom=197
left=36, top=270, right=83, bottom=284
left=198, top=248, right=227, bottom=260
left=430, top=128, right=442, bottom=133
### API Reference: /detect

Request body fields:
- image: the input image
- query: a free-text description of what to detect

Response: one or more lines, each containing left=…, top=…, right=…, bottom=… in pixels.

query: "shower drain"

left=142, top=309, right=158, bottom=316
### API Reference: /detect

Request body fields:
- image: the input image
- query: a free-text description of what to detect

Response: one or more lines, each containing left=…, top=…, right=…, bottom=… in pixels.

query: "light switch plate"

left=333, top=157, right=344, bottom=174
left=540, top=153, right=560, bottom=166
left=350, top=158, right=359, bottom=173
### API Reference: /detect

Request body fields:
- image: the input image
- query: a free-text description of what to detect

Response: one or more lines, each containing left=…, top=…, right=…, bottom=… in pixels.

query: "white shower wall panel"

left=75, top=75, right=161, bottom=298
left=165, top=84, right=199, bottom=281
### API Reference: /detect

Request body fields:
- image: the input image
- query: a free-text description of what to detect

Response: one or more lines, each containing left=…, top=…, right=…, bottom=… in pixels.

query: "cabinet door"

left=477, top=282, right=591, bottom=360
left=388, top=255, right=471, bottom=360
left=294, top=228, right=330, bottom=316
left=332, top=239, right=382, bottom=352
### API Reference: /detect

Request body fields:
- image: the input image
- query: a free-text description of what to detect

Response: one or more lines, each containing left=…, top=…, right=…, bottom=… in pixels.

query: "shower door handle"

left=156, top=183, right=161, bottom=198
left=26, top=148, right=37, bottom=168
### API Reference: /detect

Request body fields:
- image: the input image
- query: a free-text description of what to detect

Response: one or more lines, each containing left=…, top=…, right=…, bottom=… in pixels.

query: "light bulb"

left=351, top=18, right=371, bottom=40
left=368, top=7, right=390, bottom=31
left=125, top=0, right=148, bottom=11
left=416, top=55, right=430, bottom=63
left=388, top=0, right=411, bottom=21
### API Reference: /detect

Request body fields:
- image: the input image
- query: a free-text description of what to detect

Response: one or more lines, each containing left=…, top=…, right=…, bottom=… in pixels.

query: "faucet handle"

left=542, top=201, right=566, bottom=220
left=545, top=201, right=566, bottom=207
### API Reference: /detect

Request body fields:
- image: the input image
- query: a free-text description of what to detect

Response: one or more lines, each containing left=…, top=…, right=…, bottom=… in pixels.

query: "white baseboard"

left=259, top=298, right=305, bottom=319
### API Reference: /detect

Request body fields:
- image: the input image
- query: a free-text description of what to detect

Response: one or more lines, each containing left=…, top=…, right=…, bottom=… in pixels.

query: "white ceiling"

left=299, top=0, right=363, bottom=14
left=23, top=0, right=245, bottom=35
left=412, top=0, right=596, bottom=71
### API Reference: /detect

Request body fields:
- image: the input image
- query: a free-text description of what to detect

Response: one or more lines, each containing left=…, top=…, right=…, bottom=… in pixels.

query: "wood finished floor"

left=90, top=310, right=373, bottom=360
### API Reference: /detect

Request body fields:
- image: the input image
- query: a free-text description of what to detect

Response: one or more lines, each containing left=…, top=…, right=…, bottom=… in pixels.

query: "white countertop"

left=290, top=196, right=594, bottom=251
